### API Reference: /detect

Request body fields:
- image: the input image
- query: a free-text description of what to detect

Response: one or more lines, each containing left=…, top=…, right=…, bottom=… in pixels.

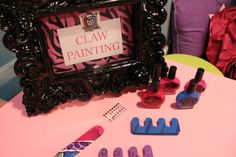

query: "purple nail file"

left=128, top=146, right=140, bottom=157
left=143, top=145, right=153, bottom=157
left=113, top=147, right=123, bottom=157
left=98, top=148, right=108, bottom=157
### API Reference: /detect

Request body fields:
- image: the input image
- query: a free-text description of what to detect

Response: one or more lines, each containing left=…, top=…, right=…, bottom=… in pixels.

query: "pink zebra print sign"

left=40, top=5, right=133, bottom=75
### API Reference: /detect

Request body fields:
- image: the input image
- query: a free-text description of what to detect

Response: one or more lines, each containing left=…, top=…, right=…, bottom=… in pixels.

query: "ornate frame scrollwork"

left=0, top=0, right=168, bottom=116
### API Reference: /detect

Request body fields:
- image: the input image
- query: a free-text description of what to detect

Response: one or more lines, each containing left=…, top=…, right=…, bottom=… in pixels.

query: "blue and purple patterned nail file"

left=55, top=125, right=104, bottom=157
left=98, top=145, right=154, bottom=157
left=131, top=117, right=180, bottom=135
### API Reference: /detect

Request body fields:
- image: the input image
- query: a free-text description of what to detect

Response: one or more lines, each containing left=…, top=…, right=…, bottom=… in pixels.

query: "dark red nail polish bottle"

left=140, top=64, right=165, bottom=109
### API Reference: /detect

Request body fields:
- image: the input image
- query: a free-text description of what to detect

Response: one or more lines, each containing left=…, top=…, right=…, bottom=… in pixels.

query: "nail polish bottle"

left=140, top=64, right=165, bottom=109
left=160, top=66, right=180, bottom=95
left=176, top=79, right=200, bottom=109
left=184, top=68, right=206, bottom=94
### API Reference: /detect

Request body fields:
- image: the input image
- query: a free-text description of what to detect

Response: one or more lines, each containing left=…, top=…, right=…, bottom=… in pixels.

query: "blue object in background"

left=0, top=30, right=21, bottom=100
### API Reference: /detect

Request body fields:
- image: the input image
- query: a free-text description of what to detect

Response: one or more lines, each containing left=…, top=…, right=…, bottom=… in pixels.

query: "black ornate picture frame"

left=0, top=0, right=168, bottom=116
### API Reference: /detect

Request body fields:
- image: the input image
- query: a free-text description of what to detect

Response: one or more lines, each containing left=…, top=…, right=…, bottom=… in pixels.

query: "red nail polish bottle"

left=140, top=64, right=165, bottom=109
left=184, top=68, right=206, bottom=94
left=160, top=66, right=180, bottom=95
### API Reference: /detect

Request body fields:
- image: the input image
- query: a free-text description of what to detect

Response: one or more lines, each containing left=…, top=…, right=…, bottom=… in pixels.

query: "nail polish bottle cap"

left=147, top=75, right=152, bottom=90
left=187, top=79, right=197, bottom=93
left=195, top=68, right=205, bottom=82
left=151, top=81, right=160, bottom=93
left=151, top=64, right=162, bottom=93
left=151, top=64, right=162, bottom=82
left=168, top=66, right=177, bottom=80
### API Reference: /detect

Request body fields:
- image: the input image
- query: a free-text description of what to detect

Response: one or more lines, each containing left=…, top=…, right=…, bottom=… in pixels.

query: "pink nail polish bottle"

left=140, top=64, right=165, bottom=109
left=184, top=68, right=206, bottom=94
left=160, top=66, right=180, bottom=95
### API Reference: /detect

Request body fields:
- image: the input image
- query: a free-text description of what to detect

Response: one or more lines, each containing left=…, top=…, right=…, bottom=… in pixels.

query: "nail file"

left=55, top=125, right=104, bottom=157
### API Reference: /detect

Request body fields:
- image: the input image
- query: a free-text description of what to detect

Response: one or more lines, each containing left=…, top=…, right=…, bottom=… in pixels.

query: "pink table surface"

left=1, top=60, right=236, bottom=157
